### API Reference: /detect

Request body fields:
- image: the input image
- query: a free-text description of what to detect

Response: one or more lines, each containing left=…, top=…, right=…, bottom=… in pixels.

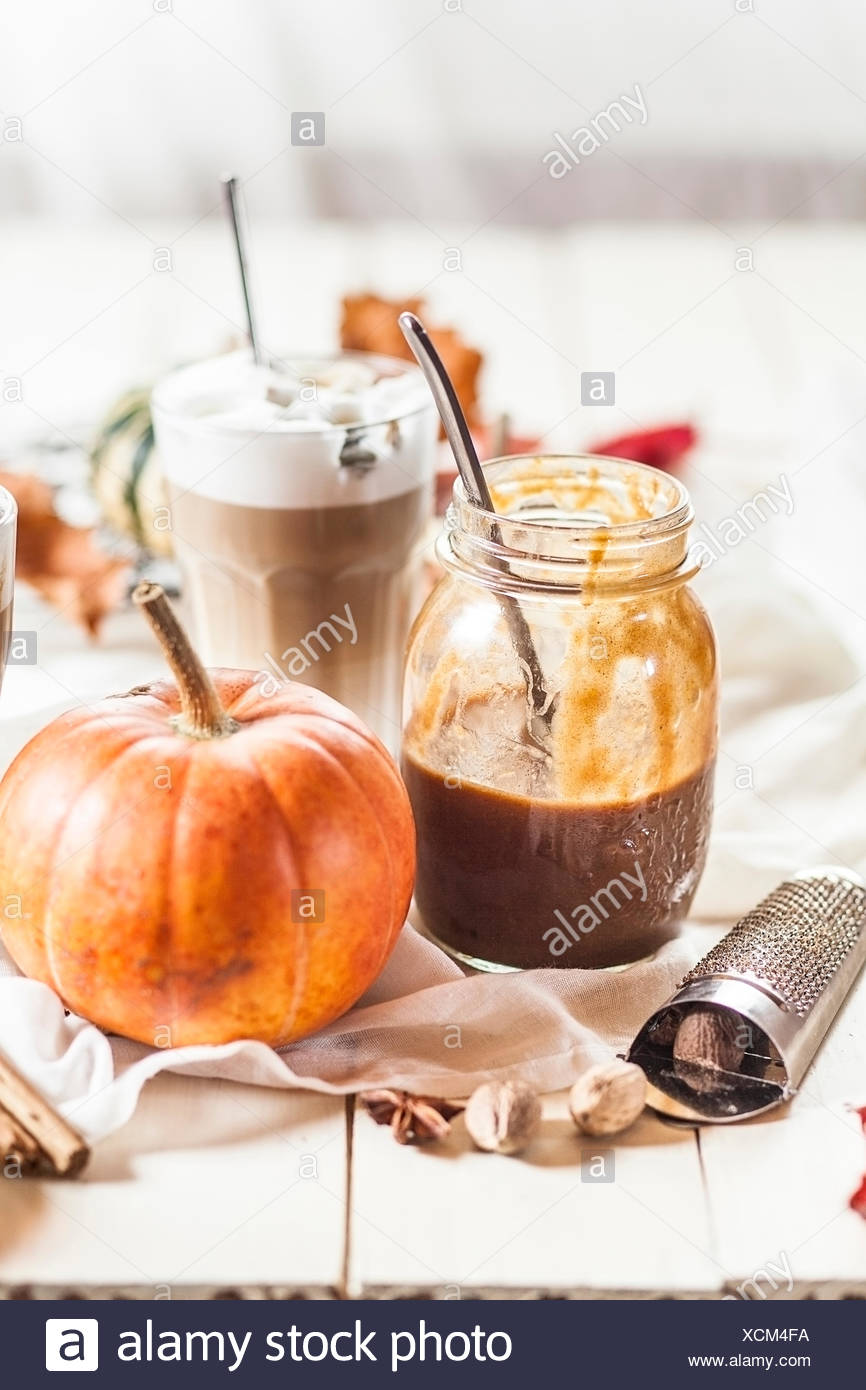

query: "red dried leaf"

left=850, top=1172, right=866, bottom=1219
left=591, top=423, right=697, bottom=473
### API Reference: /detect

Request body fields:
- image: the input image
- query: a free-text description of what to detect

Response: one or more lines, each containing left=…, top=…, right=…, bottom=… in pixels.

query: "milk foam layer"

left=152, top=350, right=436, bottom=509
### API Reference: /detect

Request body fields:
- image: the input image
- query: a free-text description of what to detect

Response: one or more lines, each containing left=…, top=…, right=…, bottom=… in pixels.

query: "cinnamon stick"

left=0, top=1051, right=89, bottom=1178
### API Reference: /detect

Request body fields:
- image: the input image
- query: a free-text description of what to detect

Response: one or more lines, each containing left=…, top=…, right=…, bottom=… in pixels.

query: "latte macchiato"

left=152, top=351, right=437, bottom=746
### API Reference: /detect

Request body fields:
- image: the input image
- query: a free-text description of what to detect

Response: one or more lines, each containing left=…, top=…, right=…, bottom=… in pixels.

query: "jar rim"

left=453, top=452, right=693, bottom=540
left=442, top=453, right=697, bottom=597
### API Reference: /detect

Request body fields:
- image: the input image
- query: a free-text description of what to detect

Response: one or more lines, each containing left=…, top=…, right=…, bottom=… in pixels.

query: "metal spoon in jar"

left=398, top=311, right=553, bottom=750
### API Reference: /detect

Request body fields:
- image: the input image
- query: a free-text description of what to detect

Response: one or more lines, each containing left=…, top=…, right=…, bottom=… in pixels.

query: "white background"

left=2, top=0, right=865, bottom=221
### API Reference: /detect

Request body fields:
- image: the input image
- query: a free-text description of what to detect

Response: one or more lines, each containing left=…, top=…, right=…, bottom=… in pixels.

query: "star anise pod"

left=360, top=1089, right=465, bottom=1145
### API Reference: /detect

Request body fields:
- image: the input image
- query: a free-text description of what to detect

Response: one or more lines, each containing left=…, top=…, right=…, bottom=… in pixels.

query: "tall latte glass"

left=152, top=350, right=437, bottom=747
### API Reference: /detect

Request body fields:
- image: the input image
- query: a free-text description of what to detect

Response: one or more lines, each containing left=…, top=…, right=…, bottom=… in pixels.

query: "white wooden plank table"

left=4, top=1066, right=866, bottom=1299
left=346, top=1097, right=722, bottom=1298
left=0, top=1077, right=349, bottom=1299
left=699, top=952, right=866, bottom=1296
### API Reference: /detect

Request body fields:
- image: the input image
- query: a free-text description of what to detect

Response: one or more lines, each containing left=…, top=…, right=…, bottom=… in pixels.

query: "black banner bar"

left=3, top=1296, right=855, bottom=1386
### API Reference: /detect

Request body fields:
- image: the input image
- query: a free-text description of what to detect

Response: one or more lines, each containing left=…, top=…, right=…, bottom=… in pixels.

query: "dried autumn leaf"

left=847, top=1106, right=866, bottom=1219
left=341, top=294, right=425, bottom=361
left=850, top=1173, right=866, bottom=1219
left=0, top=470, right=130, bottom=638
left=590, top=423, right=698, bottom=474
left=340, top=293, right=483, bottom=428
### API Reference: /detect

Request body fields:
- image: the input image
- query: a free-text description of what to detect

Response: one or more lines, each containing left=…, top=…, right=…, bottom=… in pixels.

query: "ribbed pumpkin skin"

left=0, top=674, right=414, bottom=1048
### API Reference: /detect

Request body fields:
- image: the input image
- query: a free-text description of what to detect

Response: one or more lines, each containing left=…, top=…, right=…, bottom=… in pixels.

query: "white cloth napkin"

left=1, top=543, right=864, bottom=1142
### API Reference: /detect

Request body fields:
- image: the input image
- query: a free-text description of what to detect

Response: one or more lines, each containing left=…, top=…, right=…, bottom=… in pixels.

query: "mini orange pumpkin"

left=0, top=584, right=415, bottom=1048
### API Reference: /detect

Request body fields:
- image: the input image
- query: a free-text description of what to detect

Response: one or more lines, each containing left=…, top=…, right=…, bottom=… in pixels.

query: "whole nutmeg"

left=648, top=1009, right=680, bottom=1047
left=569, top=1059, right=647, bottom=1137
left=464, top=1080, right=542, bottom=1155
left=673, top=1007, right=745, bottom=1094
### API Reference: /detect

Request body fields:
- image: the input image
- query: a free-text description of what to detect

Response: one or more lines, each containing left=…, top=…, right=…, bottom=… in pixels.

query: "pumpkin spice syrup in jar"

left=401, top=455, right=718, bottom=971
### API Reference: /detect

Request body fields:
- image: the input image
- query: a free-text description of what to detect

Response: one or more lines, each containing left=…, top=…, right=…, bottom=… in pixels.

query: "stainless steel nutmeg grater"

left=628, top=867, right=866, bottom=1123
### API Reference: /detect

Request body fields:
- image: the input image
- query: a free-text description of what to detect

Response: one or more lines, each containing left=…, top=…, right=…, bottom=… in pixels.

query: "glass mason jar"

left=402, top=454, right=718, bottom=972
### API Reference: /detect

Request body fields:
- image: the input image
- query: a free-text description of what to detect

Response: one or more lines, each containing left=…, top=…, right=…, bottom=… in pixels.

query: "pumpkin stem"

left=133, top=583, right=239, bottom=739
